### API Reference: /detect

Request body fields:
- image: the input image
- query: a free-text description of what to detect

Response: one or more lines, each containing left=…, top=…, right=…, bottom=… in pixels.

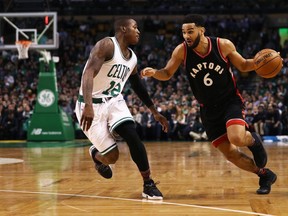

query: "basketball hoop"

left=15, top=40, right=32, bottom=59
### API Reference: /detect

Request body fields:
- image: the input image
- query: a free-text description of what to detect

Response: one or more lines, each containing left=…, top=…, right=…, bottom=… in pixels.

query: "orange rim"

left=15, top=40, right=32, bottom=47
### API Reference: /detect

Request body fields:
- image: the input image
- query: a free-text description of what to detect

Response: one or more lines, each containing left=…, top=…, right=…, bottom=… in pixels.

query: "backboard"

left=0, top=12, right=58, bottom=50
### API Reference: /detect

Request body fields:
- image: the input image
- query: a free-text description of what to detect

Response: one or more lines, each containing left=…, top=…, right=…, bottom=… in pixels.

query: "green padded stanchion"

left=27, top=58, right=75, bottom=141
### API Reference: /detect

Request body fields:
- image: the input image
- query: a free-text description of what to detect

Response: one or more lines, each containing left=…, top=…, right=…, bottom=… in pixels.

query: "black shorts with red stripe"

left=200, top=96, right=249, bottom=147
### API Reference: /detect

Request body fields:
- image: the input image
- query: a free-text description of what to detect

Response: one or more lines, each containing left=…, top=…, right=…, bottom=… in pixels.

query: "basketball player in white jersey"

left=75, top=17, right=169, bottom=200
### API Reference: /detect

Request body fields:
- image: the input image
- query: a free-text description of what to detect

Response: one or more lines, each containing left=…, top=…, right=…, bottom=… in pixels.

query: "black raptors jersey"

left=184, top=37, right=241, bottom=106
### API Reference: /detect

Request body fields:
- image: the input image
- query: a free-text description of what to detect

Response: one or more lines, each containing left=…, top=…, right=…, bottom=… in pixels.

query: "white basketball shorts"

left=75, top=94, right=134, bottom=155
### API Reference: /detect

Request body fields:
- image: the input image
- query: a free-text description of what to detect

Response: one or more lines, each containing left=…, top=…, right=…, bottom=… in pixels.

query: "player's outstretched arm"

left=148, top=105, right=169, bottom=133
left=221, top=38, right=255, bottom=72
left=129, top=71, right=169, bottom=132
left=141, top=44, right=184, bottom=80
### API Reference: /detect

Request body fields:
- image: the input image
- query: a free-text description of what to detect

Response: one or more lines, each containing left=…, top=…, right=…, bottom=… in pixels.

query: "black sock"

left=141, top=169, right=151, bottom=182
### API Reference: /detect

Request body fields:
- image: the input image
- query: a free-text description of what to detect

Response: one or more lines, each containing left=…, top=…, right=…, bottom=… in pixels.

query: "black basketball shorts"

left=200, top=97, right=248, bottom=147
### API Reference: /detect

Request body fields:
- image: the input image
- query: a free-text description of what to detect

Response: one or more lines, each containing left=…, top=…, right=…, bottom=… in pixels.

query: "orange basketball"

left=253, top=48, right=283, bottom=78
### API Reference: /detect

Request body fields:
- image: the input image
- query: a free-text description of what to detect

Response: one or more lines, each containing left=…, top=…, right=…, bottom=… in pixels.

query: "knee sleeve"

left=115, top=121, right=149, bottom=171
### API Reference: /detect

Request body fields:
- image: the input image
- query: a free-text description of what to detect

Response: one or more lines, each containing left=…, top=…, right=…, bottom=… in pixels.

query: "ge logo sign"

left=38, top=89, right=55, bottom=107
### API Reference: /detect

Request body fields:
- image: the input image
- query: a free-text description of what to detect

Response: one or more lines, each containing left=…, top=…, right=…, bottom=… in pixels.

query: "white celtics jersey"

left=79, top=37, right=137, bottom=98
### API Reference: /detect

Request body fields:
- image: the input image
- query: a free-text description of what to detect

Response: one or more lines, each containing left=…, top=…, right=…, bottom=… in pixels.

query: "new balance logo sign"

left=31, top=128, right=42, bottom=135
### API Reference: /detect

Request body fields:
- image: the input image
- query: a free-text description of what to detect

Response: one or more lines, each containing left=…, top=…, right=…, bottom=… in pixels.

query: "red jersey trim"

left=212, top=119, right=248, bottom=147
left=212, top=133, right=228, bottom=147
left=218, top=36, right=244, bottom=103
left=217, top=37, right=228, bottom=63
left=193, top=37, right=212, bottom=58
left=230, top=69, right=244, bottom=103
left=226, top=118, right=247, bottom=128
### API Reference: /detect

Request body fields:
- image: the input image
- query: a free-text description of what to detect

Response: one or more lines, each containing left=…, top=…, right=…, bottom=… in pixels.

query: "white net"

left=15, top=40, right=32, bottom=59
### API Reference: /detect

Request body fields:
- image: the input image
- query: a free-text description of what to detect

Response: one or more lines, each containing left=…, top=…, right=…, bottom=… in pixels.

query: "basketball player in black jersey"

left=141, top=14, right=277, bottom=194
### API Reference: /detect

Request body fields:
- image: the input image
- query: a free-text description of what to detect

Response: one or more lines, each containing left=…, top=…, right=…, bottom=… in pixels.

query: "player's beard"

left=189, top=33, right=201, bottom=49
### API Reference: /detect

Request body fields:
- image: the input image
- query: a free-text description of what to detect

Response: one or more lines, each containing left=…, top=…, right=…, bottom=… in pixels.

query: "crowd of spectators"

left=1, top=14, right=288, bottom=140
left=4, top=0, right=288, bottom=15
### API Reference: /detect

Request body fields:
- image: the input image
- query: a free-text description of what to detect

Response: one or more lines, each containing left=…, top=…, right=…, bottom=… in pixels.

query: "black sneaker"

left=142, top=179, right=163, bottom=200
left=257, top=168, right=277, bottom=194
left=89, top=145, right=112, bottom=179
left=248, top=132, right=267, bottom=168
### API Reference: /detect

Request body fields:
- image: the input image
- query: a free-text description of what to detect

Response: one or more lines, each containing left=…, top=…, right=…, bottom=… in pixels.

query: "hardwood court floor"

left=0, top=140, right=287, bottom=216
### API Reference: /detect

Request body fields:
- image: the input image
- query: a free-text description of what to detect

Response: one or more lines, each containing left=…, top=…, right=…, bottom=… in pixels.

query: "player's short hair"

left=183, top=14, right=205, bottom=27
left=114, top=17, right=131, bottom=33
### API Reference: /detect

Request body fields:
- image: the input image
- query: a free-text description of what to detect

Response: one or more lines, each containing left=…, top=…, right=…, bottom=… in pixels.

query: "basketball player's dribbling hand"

left=80, top=104, right=94, bottom=131
left=153, top=113, right=169, bottom=133
left=141, top=67, right=156, bottom=78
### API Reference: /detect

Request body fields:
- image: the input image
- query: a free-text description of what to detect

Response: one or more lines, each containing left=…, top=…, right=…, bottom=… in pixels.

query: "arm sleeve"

left=128, top=72, right=154, bottom=108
